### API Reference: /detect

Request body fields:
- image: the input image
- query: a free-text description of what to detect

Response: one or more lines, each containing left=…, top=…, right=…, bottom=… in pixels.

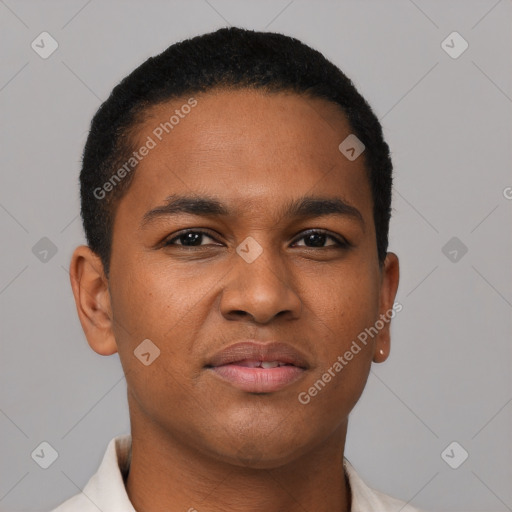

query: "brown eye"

left=293, top=230, right=348, bottom=248
left=164, top=230, right=219, bottom=247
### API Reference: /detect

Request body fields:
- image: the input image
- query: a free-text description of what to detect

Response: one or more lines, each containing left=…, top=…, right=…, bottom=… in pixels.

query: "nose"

left=219, top=245, right=302, bottom=325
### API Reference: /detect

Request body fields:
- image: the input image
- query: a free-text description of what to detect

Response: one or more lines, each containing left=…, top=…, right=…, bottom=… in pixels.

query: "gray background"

left=0, top=0, right=511, bottom=511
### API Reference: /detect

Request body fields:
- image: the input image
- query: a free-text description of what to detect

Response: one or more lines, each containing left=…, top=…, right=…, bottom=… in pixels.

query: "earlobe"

left=69, top=245, right=118, bottom=356
left=373, top=346, right=389, bottom=363
left=373, top=252, right=400, bottom=364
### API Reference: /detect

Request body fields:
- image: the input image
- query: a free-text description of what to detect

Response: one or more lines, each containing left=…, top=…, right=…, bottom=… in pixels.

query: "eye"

left=163, top=230, right=221, bottom=247
left=163, top=229, right=349, bottom=249
left=292, top=229, right=348, bottom=249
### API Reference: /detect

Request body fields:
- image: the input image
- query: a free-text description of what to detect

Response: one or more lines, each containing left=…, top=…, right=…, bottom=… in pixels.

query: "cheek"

left=110, top=257, right=211, bottom=340
left=304, top=260, right=381, bottom=347
left=298, top=260, right=380, bottom=406
left=110, top=261, right=209, bottom=427
left=109, top=256, right=227, bottom=399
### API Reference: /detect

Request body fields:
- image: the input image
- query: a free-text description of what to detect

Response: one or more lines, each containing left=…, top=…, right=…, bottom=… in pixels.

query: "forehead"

left=116, top=89, right=372, bottom=224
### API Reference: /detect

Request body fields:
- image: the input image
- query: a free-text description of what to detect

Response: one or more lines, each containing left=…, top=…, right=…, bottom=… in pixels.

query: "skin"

left=70, top=88, right=399, bottom=512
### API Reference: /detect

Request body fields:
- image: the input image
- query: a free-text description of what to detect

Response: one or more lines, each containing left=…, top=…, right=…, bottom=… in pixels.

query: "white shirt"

left=51, top=435, right=424, bottom=512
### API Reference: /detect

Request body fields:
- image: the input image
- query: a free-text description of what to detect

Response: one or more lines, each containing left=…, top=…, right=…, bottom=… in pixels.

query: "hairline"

left=104, top=85, right=374, bottom=262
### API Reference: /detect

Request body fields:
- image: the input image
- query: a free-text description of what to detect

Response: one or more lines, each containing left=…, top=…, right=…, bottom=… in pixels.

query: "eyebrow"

left=140, top=193, right=365, bottom=229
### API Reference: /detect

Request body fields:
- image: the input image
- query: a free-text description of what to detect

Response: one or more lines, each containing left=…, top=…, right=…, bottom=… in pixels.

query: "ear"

left=372, top=252, right=400, bottom=363
left=69, top=245, right=118, bottom=356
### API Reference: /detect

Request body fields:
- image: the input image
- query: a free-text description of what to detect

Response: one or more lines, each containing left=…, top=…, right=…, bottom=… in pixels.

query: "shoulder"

left=50, top=492, right=96, bottom=512
left=48, top=434, right=134, bottom=512
left=344, top=459, right=426, bottom=512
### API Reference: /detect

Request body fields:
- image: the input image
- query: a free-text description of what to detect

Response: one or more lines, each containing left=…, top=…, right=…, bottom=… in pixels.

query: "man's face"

left=93, top=89, right=398, bottom=467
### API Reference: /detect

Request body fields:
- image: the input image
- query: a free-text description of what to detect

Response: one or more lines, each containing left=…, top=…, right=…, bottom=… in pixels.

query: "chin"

left=211, top=432, right=317, bottom=470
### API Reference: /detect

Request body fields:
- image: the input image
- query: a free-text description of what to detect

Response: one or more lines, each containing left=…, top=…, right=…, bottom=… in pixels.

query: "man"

left=55, top=26, right=423, bottom=511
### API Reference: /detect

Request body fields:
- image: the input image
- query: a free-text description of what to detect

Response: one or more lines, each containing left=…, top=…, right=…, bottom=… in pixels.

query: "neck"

left=125, top=418, right=351, bottom=512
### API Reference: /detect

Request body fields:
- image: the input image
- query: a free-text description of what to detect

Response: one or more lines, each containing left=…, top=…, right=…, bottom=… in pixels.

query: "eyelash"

left=163, top=229, right=349, bottom=249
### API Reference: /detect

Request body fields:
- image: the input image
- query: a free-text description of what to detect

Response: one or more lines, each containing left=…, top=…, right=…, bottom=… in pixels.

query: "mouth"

left=205, top=341, right=309, bottom=393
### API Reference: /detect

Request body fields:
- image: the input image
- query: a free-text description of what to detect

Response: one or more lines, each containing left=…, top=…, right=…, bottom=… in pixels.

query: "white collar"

left=52, top=434, right=423, bottom=512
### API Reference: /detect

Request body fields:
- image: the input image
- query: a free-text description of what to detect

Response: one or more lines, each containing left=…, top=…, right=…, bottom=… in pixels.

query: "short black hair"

left=80, top=26, right=393, bottom=277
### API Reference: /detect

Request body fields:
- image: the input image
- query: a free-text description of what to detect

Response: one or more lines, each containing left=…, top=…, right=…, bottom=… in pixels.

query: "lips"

left=206, top=341, right=309, bottom=369
left=233, top=360, right=292, bottom=368
left=206, top=341, right=309, bottom=393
